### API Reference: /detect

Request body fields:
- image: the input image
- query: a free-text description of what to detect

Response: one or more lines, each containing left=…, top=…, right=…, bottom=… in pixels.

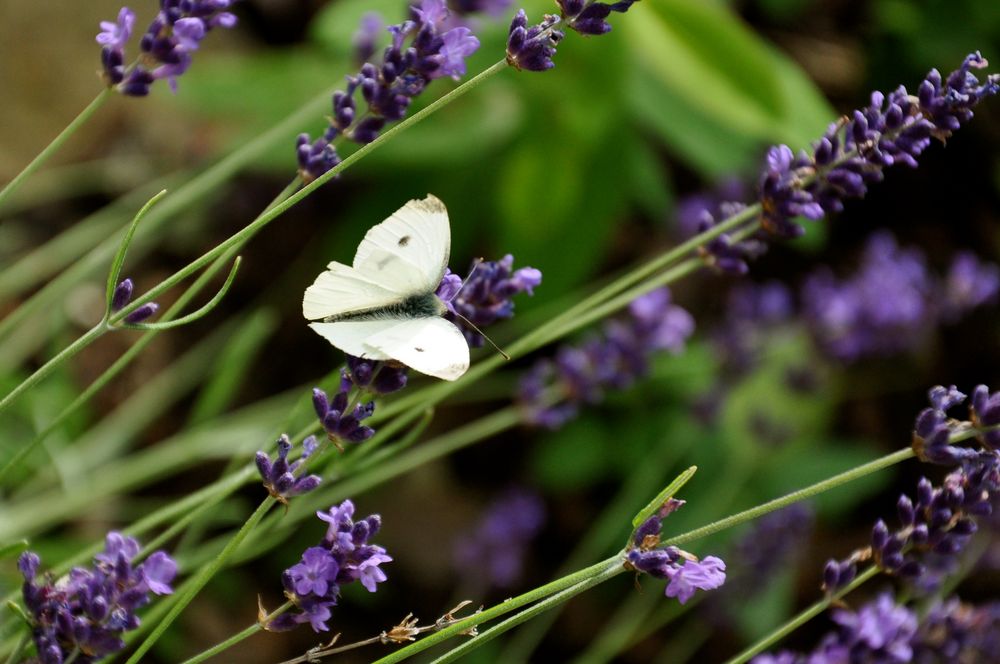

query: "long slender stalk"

left=124, top=497, right=277, bottom=663
left=177, top=602, right=294, bottom=664
left=668, top=448, right=914, bottom=546
left=373, top=555, right=622, bottom=664
left=430, top=564, right=624, bottom=664
left=724, top=565, right=880, bottom=664
left=0, top=90, right=112, bottom=213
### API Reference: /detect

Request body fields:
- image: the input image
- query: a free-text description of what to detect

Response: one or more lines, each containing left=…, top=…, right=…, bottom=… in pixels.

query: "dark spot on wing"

left=376, top=255, right=393, bottom=270
left=414, top=347, right=424, bottom=352
left=398, top=235, right=411, bottom=247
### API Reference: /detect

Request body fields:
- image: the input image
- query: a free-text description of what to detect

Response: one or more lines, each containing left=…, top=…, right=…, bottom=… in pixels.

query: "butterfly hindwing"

left=365, top=317, right=470, bottom=381
left=352, top=195, right=451, bottom=294
left=307, top=321, right=394, bottom=361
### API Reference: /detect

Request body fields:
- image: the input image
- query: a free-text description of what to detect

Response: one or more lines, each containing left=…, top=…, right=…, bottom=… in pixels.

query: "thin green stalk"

left=373, top=555, right=622, bottom=664
left=669, top=448, right=915, bottom=546
left=0, top=323, right=107, bottom=417
left=0, top=86, right=328, bottom=343
left=430, top=564, right=624, bottom=664
left=124, top=497, right=277, bottom=663
left=110, top=59, right=510, bottom=326
left=0, top=90, right=111, bottom=213
left=2, top=633, right=29, bottom=664
left=572, top=582, right=662, bottom=664
left=178, top=601, right=294, bottom=664
left=725, top=565, right=880, bottom=664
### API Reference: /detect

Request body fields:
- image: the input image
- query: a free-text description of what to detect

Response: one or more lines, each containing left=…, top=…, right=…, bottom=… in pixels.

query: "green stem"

left=669, top=448, right=914, bottom=546
left=124, top=497, right=277, bottom=663
left=109, top=59, right=510, bottom=325
left=430, top=563, right=624, bottom=664
left=0, top=322, right=107, bottom=417
left=373, top=555, right=622, bottom=664
left=725, top=565, right=880, bottom=664
left=2, top=632, right=29, bottom=664
left=0, top=90, right=111, bottom=213
left=178, top=601, right=294, bottom=664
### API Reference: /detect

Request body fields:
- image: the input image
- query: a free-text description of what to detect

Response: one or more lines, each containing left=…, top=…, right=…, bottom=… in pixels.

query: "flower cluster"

left=518, top=288, right=694, bottom=428
left=437, top=254, right=542, bottom=348
left=255, top=434, right=321, bottom=503
left=453, top=489, right=546, bottom=589
left=312, top=375, right=376, bottom=449
left=823, top=451, right=999, bottom=593
left=268, top=500, right=391, bottom=633
left=557, top=0, right=639, bottom=35
left=97, top=2, right=239, bottom=97
left=505, top=10, right=563, bottom=72
left=626, top=511, right=727, bottom=604
left=19, top=533, right=176, bottom=663
left=760, top=53, right=999, bottom=238
left=911, top=385, right=998, bottom=465
left=110, top=277, right=159, bottom=324
left=685, top=54, right=998, bottom=273
left=754, top=593, right=1000, bottom=664
left=297, top=0, right=480, bottom=183
left=707, top=233, right=999, bottom=370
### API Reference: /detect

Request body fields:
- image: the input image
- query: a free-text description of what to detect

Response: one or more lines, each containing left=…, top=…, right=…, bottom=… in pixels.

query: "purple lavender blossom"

left=453, top=489, right=545, bottom=589
left=97, top=2, right=239, bottom=96
left=758, top=53, right=998, bottom=239
left=626, top=508, right=727, bottom=605
left=109, top=277, right=160, bottom=324
left=519, top=288, right=694, bottom=428
left=312, top=375, right=376, bottom=447
left=20, top=533, right=176, bottom=663
left=971, top=384, right=1000, bottom=450
left=823, top=452, right=1000, bottom=594
left=505, top=10, right=563, bottom=72
left=441, top=255, right=541, bottom=348
left=943, top=251, right=1000, bottom=321
left=912, top=385, right=981, bottom=465
left=296, top=3, right=480, bottom=182
left=256, top=434, right=321, bottom=503
left=755, top=593, right=1000, bottom=664
left=268, top=500, right=391, bottom=633
left=353, top=12, right=385, bottom=64
left=557, top=0, right=640, bottom=36
left=802, top=232, right=935, bottom=361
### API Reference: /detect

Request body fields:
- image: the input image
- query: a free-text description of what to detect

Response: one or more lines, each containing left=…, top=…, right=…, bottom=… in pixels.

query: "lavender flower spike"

left=759, top=53, right=998, bottom=238
left=506, top=10, right=564, bottom=72
left=268, top=500, right=391, bottom=633
left=20, top=533, right=176, bottom=663
left=98, top=1, right=239, bottom=96
left=256, top=434, right=321, bottom=503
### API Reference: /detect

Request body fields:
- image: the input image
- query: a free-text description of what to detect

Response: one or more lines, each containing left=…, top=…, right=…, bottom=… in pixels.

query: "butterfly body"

left=303, top=194, right=470, bottom=381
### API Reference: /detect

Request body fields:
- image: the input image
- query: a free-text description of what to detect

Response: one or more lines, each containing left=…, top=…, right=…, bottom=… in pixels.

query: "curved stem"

left=0, top=90, right=112, bottom=214
left=109, top=58, right=511, bottom=325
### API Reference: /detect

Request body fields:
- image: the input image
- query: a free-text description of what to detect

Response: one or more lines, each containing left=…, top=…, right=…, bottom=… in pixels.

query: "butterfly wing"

left=352, top=194, right=451, bottom=294
left=366, top=317, right=469, bottom=381
left=302, top=261, right=405, bottom=321
left=309, top=318, right=469, bottom=380
left=308, top=320, right=394, bottom=361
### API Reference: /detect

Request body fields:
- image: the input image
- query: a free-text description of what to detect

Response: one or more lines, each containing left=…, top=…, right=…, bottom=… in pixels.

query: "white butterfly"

left=303, top=194, right=470, bottom=381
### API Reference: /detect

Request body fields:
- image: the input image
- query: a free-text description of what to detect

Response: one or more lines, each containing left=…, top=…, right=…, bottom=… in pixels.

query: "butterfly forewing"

left=352, top=194, right=451, bottom=293
left=302, top=262, right=403, bottom=321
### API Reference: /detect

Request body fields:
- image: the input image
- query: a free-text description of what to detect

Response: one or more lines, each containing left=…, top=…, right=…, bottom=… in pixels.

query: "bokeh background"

left=2, top=0, right=1000, bottom=661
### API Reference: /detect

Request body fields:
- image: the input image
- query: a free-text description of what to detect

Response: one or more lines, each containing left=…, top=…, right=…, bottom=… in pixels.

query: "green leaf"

left=631, top=466, right=698, bottom=529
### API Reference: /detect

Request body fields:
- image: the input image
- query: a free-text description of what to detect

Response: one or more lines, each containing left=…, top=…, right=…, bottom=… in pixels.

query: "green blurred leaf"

left=310, top=0, right=403, bottom=58
left=0, top=540, right=28, bottom=561
left=531, top=417, right=612, bottom=491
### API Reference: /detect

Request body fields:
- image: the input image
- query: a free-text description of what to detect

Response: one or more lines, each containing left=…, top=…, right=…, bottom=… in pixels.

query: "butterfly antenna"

left=450, top=258, right=484, bottom=301
left=453, top=312, right=511, bottom=360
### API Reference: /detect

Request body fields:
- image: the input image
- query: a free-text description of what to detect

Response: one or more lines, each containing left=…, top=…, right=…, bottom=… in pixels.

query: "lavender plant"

left=2, top=1, right=1000, bottom=663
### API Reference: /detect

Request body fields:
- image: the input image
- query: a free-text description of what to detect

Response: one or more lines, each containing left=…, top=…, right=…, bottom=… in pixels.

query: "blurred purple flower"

left=454, top=489, right=545, bottom=589
left=256, top=434, right=321, bottom=502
